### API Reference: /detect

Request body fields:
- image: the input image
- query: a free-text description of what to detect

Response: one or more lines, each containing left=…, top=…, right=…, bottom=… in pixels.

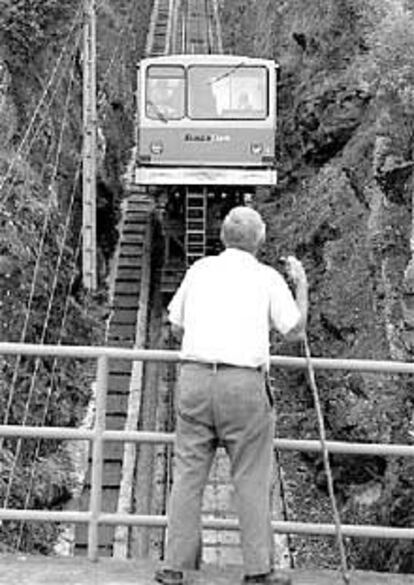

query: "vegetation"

left=2, top=0, right=414, bottom=572
left=0, top=0, right=151, bottom=552
left=222, top=0, right=414, bottom=572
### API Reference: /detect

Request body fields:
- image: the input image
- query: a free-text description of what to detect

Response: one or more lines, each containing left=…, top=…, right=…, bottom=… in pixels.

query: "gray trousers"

left=165, top=363, right=275, bottom=575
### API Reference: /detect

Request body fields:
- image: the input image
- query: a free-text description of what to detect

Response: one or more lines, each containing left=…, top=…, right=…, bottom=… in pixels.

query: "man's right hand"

left=285, top=256, right=307, bottom=288
left=283, top=256, right=308, bottom=341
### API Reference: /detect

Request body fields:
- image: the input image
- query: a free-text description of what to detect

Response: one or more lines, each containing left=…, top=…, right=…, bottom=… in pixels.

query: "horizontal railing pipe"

left=0, top=342, right=179, bottom=361
left=3, top=341, right=414, bottom=556
left=272, top=355, right=414, bottom=373
left=104, top=431, right=414, bottom=457
left=2, top=507, right=414, bottom=541
left=0, top=425, right=94, bottom=440
left=0, top=509, right=90, bottom=523
left=1, top=426, right=414, bottom=457
left=103, top=429, right=175, bottom=443
left=101, top=514, right=414, bottom=540
left=2, top=342, right=414, bottom=374
left=273, top=438, right=414, bottom=457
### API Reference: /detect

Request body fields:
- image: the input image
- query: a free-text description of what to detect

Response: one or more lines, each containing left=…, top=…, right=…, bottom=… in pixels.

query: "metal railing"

left=1, top=342, right=414, bottom=560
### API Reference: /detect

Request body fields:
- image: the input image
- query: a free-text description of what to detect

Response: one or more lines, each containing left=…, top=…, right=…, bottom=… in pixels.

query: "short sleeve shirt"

left=168, top=248, right=301, bottom=368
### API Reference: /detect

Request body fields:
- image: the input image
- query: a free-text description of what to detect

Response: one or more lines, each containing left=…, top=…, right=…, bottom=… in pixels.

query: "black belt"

left=181, top=360, right=264, bottom=372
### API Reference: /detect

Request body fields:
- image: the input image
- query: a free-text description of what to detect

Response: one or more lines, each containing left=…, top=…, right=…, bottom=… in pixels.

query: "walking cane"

left=303, top=333, right=351, bottom=585
left=282, top=256, right=351, bottom=584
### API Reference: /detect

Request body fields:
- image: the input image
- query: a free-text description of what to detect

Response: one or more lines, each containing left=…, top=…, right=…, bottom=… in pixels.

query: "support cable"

left=14, top=233, right=82, bottom=550
left=3, top=0, right=155, bottom=538
left=0, top=138, right=59, bottom=437
left=303, top=335, right=351, bottom=585
left=20, top=29, right=83, bottom=161
left=0, top=27, right=83, bottom=210
left=97, top=23, right=129, bottom=113
left=0, top=1, right=83, bottom=209
left=0, top=13, right=83, bottom=428
left=0, top=59, right=79, bottom=433
left=96, top=0, right=141, bottom=121
left=2, top=67, right=80, bottom=509
left=2, top=163, right=80, bottom=510
left=1, top=206, right=50, bottom=427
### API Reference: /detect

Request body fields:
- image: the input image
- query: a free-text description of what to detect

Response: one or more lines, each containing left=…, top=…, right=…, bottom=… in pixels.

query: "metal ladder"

left=185, top=189, right=207, bottom=266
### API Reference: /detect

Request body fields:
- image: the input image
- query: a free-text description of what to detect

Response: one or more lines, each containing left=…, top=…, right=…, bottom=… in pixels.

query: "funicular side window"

left=188, top=65, right=268, bottom=120
left=146, top=65, right=185, bottom=120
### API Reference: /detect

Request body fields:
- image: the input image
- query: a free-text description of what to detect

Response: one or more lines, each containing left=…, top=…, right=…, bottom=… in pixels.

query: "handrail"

left=1, top=426, right=414, bottom=457
left=1, top=341, right=414, bottom=560
left=2, top=342, right=414, bottom=374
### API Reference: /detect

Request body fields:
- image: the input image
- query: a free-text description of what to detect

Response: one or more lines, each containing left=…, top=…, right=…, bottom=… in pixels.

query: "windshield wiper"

left=209, top=62, right=246, bottom=85
left=146, top=99, right=168, bottom=123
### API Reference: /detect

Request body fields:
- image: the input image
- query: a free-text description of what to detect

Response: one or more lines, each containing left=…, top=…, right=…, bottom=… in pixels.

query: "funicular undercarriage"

left=153, top=187, right=250, bottom=293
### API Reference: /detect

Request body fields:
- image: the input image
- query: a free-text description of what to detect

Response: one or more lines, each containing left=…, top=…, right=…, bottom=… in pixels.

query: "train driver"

left=147, top=78, right=184, bottom=120
left=237, top=91, right=254, bottom=111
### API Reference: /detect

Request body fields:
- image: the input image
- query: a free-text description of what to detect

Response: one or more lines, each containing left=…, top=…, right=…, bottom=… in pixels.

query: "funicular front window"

left=146, top=66, right=185, bottom=120
left=188, top=65, right=268, bottom=120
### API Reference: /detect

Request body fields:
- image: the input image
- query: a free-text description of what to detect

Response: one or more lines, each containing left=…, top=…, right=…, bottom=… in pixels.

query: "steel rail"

left=165, top=0, right=176, bottom=54
left=145, top=0, right=160, bottom=56
left=211, top=0, right=223, bottom=53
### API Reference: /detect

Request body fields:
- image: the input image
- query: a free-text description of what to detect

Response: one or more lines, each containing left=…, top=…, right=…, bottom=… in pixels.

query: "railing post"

left=88, top=355, right=108, bottom=561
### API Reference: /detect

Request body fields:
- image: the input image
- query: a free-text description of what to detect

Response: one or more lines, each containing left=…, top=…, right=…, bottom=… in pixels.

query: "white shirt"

left=168, top=248, right=301, bottom=368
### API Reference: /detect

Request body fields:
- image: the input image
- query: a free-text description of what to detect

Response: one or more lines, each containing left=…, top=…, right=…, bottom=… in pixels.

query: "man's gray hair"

left=220, top=206, right=266, bottom=253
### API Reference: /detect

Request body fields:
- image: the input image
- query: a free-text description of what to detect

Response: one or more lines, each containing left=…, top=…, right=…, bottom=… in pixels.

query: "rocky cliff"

left=2, top=0, right=414, bottom=571
left=221, top=0, right=414, bottom=572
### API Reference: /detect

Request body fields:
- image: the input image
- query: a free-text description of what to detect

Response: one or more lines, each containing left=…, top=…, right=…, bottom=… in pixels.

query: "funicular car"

left=135, top=53, right=278, bottom=187
left=133, top=53, right=278, bottom=271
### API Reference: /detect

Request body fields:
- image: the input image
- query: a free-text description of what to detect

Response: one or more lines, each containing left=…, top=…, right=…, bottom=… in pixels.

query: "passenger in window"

left=237, top=91, right=253, bottom=111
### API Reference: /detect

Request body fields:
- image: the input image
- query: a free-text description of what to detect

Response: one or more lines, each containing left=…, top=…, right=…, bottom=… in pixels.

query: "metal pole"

left=82, top=0, right=97, bottom=291
left=303, top=336, right=351, bottom=585
left=88, top=355, right=108, bottom=561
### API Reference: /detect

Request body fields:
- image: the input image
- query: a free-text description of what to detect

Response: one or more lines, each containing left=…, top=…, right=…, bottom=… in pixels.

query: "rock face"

left=293, top=84, right=371, bottom=165
left=222, top=0, right=414, bottom=572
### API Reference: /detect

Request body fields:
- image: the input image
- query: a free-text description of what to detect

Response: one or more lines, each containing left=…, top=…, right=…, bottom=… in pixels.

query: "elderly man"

left=155, top=206, right=308, bottom=585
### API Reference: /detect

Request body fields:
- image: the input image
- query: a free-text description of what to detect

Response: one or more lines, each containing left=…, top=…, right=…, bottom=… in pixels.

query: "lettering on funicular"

left=184, top=133, right=231, bottom=143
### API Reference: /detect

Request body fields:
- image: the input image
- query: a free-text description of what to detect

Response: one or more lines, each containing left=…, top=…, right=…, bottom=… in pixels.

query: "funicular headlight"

left=150, top=141, right=164, bottom=155
left=250, top=143, right=263, bottom=155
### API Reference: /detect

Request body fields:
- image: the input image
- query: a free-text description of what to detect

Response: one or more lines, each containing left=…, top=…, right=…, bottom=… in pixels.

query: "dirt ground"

left=1, top=555, right=414, bottom=585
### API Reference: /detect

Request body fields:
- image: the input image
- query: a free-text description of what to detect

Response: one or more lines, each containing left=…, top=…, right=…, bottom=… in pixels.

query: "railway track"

left=75, top=0, right=289, bottom=566
left=75, top=189, right=154, bottom=556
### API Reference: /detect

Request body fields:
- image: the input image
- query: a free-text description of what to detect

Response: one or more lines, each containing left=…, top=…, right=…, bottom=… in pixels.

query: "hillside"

left=221, top=0, right=414, bottom=572
left=1, top=0, right=414, bottom=572
left=0, top=0, right=152, bottom=552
